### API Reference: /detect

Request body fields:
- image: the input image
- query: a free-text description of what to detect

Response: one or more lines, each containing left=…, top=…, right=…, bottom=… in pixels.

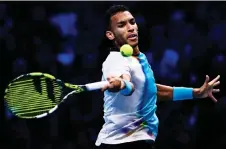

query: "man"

left=96, top=5, right=220, bottom=149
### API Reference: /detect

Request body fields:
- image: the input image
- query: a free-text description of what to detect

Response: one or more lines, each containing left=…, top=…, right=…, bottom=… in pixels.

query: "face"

left=106, top=11, right=139, bottom=48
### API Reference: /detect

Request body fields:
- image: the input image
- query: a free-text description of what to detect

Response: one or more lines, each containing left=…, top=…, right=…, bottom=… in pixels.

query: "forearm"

left=156, top=84, right=173, bottom=101
left=156, top=84, right=200, bottom=102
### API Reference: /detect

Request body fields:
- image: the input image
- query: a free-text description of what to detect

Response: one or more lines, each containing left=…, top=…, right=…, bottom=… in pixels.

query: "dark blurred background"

left=1, top=1, right=226, bottom=149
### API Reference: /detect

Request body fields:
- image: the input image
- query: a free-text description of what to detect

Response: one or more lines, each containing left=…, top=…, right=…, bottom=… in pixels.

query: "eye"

left=118, top=22, right=125, bottom=28
left=118, top=24, right=124, bottom=28
left=130, top=19, right=136, bottom=25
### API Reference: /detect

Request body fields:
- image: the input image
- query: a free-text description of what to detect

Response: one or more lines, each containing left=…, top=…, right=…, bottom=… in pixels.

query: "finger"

left=102, top=84, right=114, bottom=92
left=101, top=84, right=109, bottom=92
left=205, top=75, right=210, bottom=83
left=107, top=76, right=114, bottom=81
left=107, top=76, right=119, bottom=82
left=208, top=92, right=217, bottom=103
left=212, top=89, right=220, bottom=93
left=213, top=81, right=220, bottom=87
left=109, top=78, right=118, bottom=84
left=210, top=75, right=220, bottom=84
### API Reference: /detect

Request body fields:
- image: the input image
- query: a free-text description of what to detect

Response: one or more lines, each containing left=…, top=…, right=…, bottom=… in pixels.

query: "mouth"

left=127, top=34, right=138, bottom=40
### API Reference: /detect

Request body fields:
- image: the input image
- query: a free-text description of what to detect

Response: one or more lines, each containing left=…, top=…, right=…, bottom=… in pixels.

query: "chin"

left=128, top=41, right=138, bottom=48
left=126, top=38, right=139, bottom=47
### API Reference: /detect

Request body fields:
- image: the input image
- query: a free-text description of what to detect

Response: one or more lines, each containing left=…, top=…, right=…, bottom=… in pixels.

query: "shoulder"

left=106, top=52, right=124, bottom=60
left=103, top=52, right=131, bottom=65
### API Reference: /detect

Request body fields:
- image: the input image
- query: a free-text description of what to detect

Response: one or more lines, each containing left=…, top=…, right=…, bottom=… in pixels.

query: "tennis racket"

left=4, top=72, right=108, bottom=119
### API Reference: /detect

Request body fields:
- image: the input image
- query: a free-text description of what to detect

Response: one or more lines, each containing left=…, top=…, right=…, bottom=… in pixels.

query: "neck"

left=132, top=45, right=140, bottom=56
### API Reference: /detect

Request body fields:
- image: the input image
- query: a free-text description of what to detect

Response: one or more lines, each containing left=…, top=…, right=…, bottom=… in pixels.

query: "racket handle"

left=85, top=81, right=109, bottom=91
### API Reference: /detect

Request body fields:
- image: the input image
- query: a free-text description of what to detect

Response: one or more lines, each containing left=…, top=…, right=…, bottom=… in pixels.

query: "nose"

left=127, top=24, right=135, bottom=32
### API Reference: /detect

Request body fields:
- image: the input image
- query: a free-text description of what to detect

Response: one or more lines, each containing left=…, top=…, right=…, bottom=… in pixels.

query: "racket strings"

left=5, top=77, right=62, bottom=118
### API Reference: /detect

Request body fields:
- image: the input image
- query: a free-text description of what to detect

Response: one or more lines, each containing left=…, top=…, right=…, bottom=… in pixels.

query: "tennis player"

left=96, top=5, right=220, bottom=149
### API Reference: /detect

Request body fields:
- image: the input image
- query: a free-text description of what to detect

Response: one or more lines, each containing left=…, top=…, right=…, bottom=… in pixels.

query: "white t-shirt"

left=95, top=52, right=158, bottom=146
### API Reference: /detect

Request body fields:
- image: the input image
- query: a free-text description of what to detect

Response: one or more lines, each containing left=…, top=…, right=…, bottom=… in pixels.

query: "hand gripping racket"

left=4, top=72, right=108, bottom=119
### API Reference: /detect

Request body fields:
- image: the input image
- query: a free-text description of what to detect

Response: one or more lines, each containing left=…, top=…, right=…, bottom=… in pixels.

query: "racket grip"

left=85, top=81, right=109, bottom=91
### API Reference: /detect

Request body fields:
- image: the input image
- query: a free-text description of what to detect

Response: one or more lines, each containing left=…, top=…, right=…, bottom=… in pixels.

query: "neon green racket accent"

left=4, top=73, right=62, bottom=118
left=4, top=72, right=96, bottom=119
left=64, top=83, right=85, bottom=93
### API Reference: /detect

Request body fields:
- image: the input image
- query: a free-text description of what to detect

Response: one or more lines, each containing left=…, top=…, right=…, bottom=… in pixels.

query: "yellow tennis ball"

left=120, top=44, right=133, bottom=57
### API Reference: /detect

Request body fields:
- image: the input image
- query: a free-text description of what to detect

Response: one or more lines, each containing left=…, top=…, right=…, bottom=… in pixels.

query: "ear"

left=106, top=31, right=115, bottom=40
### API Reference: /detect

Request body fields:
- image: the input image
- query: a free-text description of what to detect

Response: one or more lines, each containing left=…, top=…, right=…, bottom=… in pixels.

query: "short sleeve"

left=102, top=52, right=131, bottom=80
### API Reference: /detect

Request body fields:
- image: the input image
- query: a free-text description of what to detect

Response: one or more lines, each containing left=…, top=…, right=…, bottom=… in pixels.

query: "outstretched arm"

left=156, top=84, right=198, bottom=101
left=156, top=75, right=220, bottom=102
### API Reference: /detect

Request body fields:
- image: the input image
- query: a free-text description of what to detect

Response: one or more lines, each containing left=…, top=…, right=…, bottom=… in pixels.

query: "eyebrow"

left=117, top=18, right=135, bottom=24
